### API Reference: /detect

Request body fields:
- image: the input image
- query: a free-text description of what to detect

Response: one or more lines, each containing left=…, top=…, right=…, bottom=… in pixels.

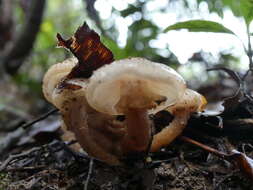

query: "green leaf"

left=240, top=0, right=253, bottom=25
left=222, top=0, right=253, bottom=26
left=164, top=20, right=236, bottom=36
left=120, top=5, right=142, bottom=17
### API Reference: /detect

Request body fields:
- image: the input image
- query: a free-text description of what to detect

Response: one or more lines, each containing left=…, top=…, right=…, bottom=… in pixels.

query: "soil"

left=1, top=134, right=253, bottom=190
left=1, top=93, right=253, bottom=190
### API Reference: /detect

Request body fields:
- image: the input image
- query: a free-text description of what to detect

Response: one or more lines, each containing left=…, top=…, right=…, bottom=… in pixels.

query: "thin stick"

left=84, top=158, right=94, bottom=190
left=0, top=147, right=40, bottom=172
left=179, top=136, right=229, bottom=160
left=242, top=24, right=253, bottom=81
left=246, top=24, right=253, bottom=70
left=22, top=108, right=58, bottom=129
left=5, top=165, right=46, bottom=172
left=0, top=140, right=75, bottom=172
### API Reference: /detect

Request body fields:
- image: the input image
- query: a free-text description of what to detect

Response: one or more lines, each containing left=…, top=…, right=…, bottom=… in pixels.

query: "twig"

left=242, top=69, right=251, bottom=81
left=0, top=140, right=77, bottom=172
left=5, top=165, right=46, bottom=172
left=84, top=158, right=94, bottom=190
left=180, top=135, right=253, bottom=181
left=0, top=147, right=40, bottom=172
left=246, top=25, right=253, bottom=70
left=242, top=24, right=253, bottom=82
left=207, top=67, right=242, bottom=88
left=214, top=170, right=239, bottom=190
left=149, top=157, right=178, bottom=167
left=242, top=143, right=253, bottom=154
left=22, top=108, right=58, bottom=129
left=0, top=108, right=58, bottom=155
left=179, top=136, right=229, bottom=160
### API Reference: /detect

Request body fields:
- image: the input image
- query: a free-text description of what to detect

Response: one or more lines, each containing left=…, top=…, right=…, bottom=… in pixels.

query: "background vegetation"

left=1, top=1, right=253, bottom=189
left=0, top=0, right=252, bottom=119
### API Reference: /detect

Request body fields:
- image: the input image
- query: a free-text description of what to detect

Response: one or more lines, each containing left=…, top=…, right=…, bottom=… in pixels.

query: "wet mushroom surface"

left=42, top=23, right=206, bottom=165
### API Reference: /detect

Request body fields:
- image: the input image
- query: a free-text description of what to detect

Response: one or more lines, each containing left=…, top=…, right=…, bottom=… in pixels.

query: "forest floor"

left=1, top=67, right=253, bottom=189
left=1, top=109, right=253, bottom=190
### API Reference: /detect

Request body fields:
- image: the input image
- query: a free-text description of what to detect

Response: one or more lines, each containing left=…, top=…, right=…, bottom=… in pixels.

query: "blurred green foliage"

left=13, top=0, right=87, bottom=97
left=2, top=0, right=252, bottom=113
left=194, top=0, right=253, bottom=22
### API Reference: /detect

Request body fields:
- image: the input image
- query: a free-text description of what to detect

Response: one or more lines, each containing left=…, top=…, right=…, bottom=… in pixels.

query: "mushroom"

left=85, top=57, right=187, bottom=154
left=150, top=88, right=207, bottom=152
left=43, top=57, right=206, bottom=164
left=43, top=58, right=126, bottom=165
left=43, top=23, right=206, bottom=164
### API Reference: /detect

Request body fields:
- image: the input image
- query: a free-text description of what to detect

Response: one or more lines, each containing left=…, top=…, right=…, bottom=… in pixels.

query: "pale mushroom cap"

left=42, top=58, right=78, bottom=104
left=86, top=57, right=186, bottom=115
left=42, top=58, right=89, bottom=110
left=167, top=88, right=207, bottom=113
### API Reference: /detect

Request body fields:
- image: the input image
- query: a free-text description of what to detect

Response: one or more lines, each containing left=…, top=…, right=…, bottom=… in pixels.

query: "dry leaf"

left=57, top=22, right=114, bottom=79
left=229, top=149, right=253, bottom=180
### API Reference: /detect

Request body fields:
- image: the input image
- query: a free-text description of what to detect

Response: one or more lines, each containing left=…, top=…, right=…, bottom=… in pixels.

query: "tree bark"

left=2, top=0, right=46, bottom=75
left=0, top=0, right=13, bottom=49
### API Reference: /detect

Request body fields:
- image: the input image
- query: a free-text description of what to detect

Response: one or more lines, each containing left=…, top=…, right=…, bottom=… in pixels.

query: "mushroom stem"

left=150, top=89, right=207, bottom=152
left=121, top=108, right=151, bottom=153
left=150, top=111, right=189, bottom=152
